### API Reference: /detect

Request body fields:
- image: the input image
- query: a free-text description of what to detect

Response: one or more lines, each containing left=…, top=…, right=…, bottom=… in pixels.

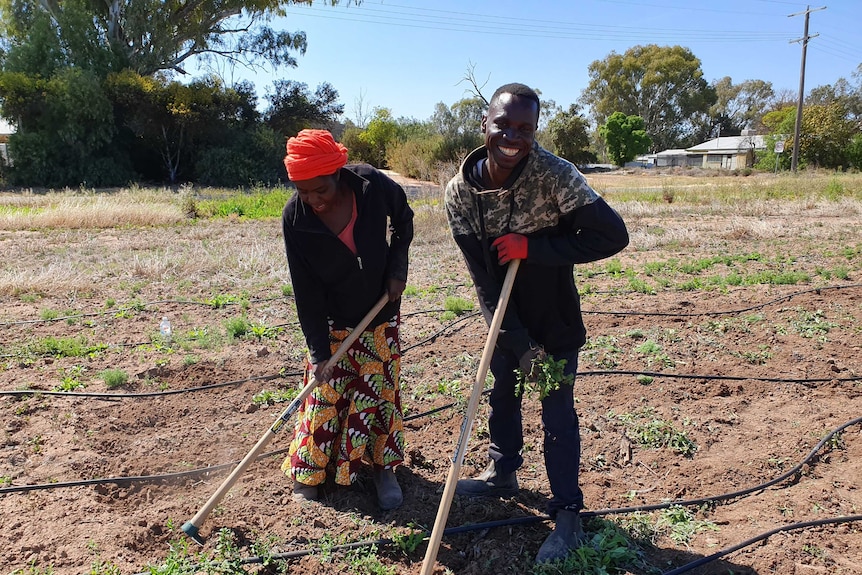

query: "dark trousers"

left=487, top=346, right=584, bottom=517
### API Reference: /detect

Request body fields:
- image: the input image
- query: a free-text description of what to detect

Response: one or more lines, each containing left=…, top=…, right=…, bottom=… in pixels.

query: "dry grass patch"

left=0, top=220, right=289, bottom=297
left=0, top=189, right=184, bottom=230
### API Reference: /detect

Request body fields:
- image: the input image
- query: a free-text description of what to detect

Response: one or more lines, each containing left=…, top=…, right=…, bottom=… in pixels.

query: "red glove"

left=491, top=233, right=528, bottom=264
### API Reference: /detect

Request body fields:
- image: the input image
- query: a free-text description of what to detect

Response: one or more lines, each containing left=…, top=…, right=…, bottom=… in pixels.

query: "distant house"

left=0, top=117, right=14, bottom=165
left=686, top=133, right=766, bottom=170
left=655, top=149, right=701, bottom=168
left=645, top=131, right=767, bottom=170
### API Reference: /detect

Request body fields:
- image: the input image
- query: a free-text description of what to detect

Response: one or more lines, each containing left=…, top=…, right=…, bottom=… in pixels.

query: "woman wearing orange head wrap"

left=280, top=129, right=414, bottom=511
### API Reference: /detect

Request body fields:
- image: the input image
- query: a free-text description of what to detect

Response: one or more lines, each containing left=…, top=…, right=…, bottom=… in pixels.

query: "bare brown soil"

left=1, top=179, right=861, bottom=575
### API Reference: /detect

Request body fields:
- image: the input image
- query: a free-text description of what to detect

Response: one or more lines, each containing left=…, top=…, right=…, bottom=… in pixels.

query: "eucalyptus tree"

left=3, top=0, right=357, bottom=76
left=579, top=44, right=716, bottom=151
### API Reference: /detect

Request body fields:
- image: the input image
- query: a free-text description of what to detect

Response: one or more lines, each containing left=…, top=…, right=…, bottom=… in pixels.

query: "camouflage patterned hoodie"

left=445, top=141, right=629, bottom=358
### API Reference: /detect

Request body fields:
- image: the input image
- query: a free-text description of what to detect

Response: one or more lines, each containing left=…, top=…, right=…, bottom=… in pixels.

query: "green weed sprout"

left=444, top=296, right=473, bottom=315
left=100, top=369, right=129, bottom=389
left=531, top=519, right=637, bottom=575
left=392, top=523, right=426, bottom=555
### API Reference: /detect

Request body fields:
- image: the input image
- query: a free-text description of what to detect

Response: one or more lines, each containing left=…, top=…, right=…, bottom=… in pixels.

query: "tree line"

left=1, top=0, right=861, bottom=189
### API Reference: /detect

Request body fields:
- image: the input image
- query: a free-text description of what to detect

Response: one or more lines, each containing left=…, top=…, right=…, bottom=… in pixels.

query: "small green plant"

left=185, top=327, right=221, bottom=349
left=392, top=523, right=426, bottom=555
left=802, top=543, right=829, bottom=561
left=250, top=534, right=287, bottom=572
left=516, top=354, right=574, bottom=400
left=40, top=308, right=60, bottom=321
left=9, top=561, right=55, bottom=575
left=656, top=505, right=718, bottom=545
left=615, top=408, right=697, bottom=456
left=313, top=533, right=338, bottom=564
left=252, top=388, right=299, bottom=406
left=635, top=339, right=674, bottom=369
left=207, top=293, right=239, bottom=309
left=281, top=284, right=294, bottom=296
left=628, top=277, right=656, bottom=294
left=443, top=296, right=473, bottom=315
left=530, top=519, right=637, bottom=575
left=736, top=346, right=773, bottom=365
left=27, top=435, right=44, bottom=454
left=791, top=308, right=837, bottom=339
left=54, top=365, right=86, bottom=392
left=635, top=340, right=660, bottom=355
left=344, top=544, right=396, bottom=575
left=204, top=528, right=244, bottom=573
left=249, top=321, right=282, bottom=340
left=605, top=258, right=624, bottom=275
left=144, top=537, right=196, bottom=574
left=436, top=378, right=464, bottom=399
left=616, top=512, right=656, bottom=543
left=224, top=316, right=251, bottom=339
left=99, top=369, right=129, bottom=389
left=89, top=560, right=120, bottom=575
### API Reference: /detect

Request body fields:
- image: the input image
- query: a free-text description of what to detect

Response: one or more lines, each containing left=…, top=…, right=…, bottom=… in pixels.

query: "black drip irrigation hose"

left=585, top=283, right=862, bottom=317
left=661, top=514, right=862, bottom=575
left=3, top=366, right=859, bottom=400
left=1, top=281, right=858, bottom=328
left=0, top=372, right=294, bottom=400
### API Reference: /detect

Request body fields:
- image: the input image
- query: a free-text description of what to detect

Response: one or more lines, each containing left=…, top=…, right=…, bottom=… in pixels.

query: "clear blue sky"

left=216, top=0, right=861, bottom=123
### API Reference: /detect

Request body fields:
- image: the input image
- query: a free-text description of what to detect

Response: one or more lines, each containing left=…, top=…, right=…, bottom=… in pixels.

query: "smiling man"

left=444, top=83, right=630, bottom=564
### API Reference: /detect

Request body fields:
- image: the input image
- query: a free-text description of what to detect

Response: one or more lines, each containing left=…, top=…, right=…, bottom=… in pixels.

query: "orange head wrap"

left=284, top=129, right=349, bottom=181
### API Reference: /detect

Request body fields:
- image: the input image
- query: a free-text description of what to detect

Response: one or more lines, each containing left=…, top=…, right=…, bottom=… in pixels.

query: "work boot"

left=291, top=480, right=318, bottom=503
left=373, top=467, right=403, bottom=511
left=535, top=509, right=586, bottom=564
left=455, top=460, right=519, bottom=498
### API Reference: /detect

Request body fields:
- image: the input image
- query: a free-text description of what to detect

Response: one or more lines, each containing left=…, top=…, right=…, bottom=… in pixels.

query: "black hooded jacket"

left=445, top=144, right=629, bottom=358
left=282, top=164, right=413, bottom=364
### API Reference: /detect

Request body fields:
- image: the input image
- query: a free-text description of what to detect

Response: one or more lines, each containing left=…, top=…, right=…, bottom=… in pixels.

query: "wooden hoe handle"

left=182, top=293, right=389, bottom=544
left=420, top=259, right=521, bottom=574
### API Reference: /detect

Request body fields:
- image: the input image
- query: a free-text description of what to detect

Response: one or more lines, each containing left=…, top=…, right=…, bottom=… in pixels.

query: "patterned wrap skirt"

left=282, top=315, right=405, bottom=486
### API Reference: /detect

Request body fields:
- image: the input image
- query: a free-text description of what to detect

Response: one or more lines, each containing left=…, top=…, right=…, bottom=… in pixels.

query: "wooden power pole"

left=788, top=5, right=826, bottom=173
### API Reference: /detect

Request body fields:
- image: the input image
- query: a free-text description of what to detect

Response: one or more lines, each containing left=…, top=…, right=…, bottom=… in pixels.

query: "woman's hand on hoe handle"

left=387, top=278, right=406, bottom=302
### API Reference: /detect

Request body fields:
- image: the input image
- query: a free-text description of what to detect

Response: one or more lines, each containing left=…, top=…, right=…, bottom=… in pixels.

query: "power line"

left=285, top=4, right=791, bottom=43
